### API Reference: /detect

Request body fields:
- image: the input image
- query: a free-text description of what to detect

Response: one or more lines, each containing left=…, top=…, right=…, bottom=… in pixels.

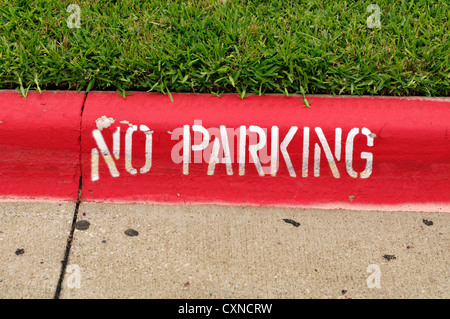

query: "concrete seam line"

left=54, top=92, right=87, bottom=299
left=78, top=92, right=88, bottom=186
left=54, top=176, right=82, bottom=299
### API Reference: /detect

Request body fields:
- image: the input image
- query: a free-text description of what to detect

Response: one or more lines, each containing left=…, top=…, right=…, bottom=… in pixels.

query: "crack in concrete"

left=54, top=92, right=87, bottom=299
left=53, top=177, right=82, bottom=299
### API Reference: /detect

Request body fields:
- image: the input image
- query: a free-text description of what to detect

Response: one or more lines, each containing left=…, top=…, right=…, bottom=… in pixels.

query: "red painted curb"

left=0, top=91, right=84, bottom=200
left=81, top=92, right=449, bottom=209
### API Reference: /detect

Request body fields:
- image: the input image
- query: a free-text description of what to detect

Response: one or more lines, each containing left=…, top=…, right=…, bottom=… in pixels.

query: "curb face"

left=81, top=92, right=449, bottom=209
left=0, top=91, right=84, bottom=200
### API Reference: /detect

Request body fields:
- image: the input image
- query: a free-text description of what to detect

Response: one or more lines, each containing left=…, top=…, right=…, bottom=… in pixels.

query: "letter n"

left=91, top=129, right=120, bottom=181
left=314, top=127, right=341, bottom=178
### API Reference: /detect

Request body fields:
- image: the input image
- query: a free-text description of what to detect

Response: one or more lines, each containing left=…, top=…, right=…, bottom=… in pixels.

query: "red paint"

left=0, top=91, right=84, bottom=200
left=81, top=92, right=450, bottom=206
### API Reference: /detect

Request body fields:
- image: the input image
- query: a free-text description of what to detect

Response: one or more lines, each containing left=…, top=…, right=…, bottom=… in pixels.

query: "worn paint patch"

left=96, top=116, right=115, bottom=131
left=120, top=120, right=133, bottom=127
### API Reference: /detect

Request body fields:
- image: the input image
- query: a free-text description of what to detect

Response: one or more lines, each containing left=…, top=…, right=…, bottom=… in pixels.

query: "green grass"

left=0, top=0, right=449, bottom=97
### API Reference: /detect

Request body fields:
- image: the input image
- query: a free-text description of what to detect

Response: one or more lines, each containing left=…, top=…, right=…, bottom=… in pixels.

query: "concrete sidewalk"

left=0, top=202, right=75, bottom=298
left=0, top=202, right=448, bottom=299
left=62, top=204, right=448, bottom=299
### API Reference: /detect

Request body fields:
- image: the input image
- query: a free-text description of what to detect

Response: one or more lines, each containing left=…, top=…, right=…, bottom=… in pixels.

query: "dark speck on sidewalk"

left=383, top=254, right=396, bottom=261
left=422, top=219, right=433, bottom=226
left=125, top=229, right=139, bottom=237
left=283, top=219, right=300, bottom=227
left=15, top=249, right=24, bottom=255
left=75, top=220, right=90, bottom=231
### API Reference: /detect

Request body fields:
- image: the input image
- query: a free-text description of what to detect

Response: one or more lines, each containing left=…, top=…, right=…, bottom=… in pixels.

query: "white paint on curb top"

left=92, top=129, right=120, bottom=179
left=139, top=125, right=153, bottom=174
left=302, top=127, right=310, bottom=178
left=280, top=126, right=298, bottom=177
left=90, top=118, right=375, bottom=182
left=125, top=125, right=138, bottom=175
left=248, top=126, right=266, bottom=176
left=95, top=116, right=115, bottom=131
left=120, top=120, right=133, bottom=127
left=345, top=128, right=359, bottom=178
left=315, top=127, right=340, bottom=178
